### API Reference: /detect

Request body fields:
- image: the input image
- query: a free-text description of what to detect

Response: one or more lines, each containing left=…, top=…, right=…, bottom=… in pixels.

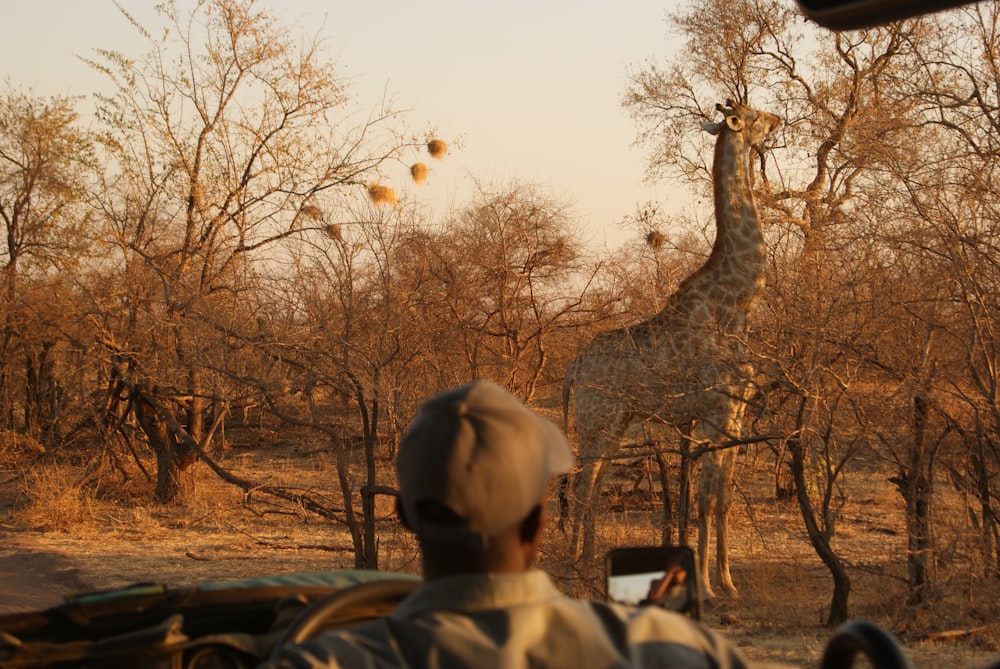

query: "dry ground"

left=1, top=437, right=998, bottom=668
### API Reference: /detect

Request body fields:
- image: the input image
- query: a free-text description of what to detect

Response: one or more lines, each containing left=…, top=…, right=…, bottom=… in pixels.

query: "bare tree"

left=87, top=0, right=425, bottom=502
left=430, top=181, right=587, bottom=400
left=254, top=203, right=427, bottom=568
left=0, top=87, right=92, bottom=439
left=622, top=0, right=933, bottom=624
left=884, top=2, right=1000, bottom=585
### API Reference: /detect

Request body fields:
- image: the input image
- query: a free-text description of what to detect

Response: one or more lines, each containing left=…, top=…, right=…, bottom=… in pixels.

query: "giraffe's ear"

left=701, top=121, right=721, bottom=136
left=725, top=115, right=745, bottom=132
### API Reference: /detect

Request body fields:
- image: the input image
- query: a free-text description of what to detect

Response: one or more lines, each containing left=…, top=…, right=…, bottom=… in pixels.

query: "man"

left=267, top=380, right=749, bottom=669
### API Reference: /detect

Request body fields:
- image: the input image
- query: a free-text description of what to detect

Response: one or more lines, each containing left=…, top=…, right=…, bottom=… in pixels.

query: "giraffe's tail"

left=557, top=358, right=579, bottom=532
left=562, top=358, right=578, bottom=432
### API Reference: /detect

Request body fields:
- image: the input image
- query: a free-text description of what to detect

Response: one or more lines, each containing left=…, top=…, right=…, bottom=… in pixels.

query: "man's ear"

left=519, top=504, right=544, bottom=545
left=396, top=496, right=414, bottom=531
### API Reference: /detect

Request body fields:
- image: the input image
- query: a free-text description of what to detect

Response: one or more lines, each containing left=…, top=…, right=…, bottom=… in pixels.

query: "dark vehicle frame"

left=0, top=571, right=419, bottom=668
left=0, top=547, right=923, bottom=669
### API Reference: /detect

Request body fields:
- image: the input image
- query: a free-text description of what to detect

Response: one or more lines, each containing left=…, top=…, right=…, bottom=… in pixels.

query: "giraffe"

left=563, top=100, right=780, bottom=599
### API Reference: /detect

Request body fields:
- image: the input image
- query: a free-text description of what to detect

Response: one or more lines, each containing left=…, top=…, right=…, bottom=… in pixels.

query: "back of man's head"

left=396, top=380, right=574, bottom=555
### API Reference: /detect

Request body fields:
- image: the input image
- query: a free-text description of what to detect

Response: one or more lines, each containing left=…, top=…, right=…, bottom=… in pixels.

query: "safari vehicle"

left=0, top=569, right=420, bottom=668
left=0, top=546, right=918, bottom=669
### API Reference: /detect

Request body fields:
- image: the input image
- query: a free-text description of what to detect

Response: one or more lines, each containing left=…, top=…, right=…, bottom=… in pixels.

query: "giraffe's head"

left=700, top=99, right=781, bottom=147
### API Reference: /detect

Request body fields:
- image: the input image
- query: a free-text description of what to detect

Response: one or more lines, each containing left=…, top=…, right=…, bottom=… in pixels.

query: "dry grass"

left=0, top=430, right=45, bottom=469
left=2, top=442, right=998, bottom=668
left=14, top=464, right=112, bottom=532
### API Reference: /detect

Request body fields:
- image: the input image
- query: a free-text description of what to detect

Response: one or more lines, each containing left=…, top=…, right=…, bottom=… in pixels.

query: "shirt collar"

left=391, top=569, right=562, bottom=618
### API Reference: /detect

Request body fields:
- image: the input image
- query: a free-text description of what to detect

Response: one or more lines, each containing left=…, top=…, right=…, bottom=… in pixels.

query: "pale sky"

left=2, top=1, right=684, bottom=249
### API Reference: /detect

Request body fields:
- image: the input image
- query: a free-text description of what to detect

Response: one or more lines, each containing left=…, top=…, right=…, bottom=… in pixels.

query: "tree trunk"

left=893, top=394, right=936, bottom=604
left=336, top=377, right=383, bottom=570
left=335, top=437, right=365, bottom=568
left=655, top=449, right=676, bottom=545
left=677, top=427, right=695, bottom=544
left=971, top=439, right=999, bottom=579
left=134, top=385, right=196, bottom=503
left=186, top=369, right=204, bottom=443
left=1, top=257, right=18, bottom=432
left=899, top=468, right=933, bottom=602
left=361, top=395, right=380, bottom=569
left=24, top=342, right=60, bottom=440
left=788, top=432, right=851, bottom=626
left=772, top=443, right=795, bottom=500
left=361, top=479, right=378, bottom=568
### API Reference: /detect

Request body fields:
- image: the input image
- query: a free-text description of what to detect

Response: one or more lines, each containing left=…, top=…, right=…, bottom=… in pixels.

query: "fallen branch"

left=915, top=625, right=992, bottom=642
left=184, top=551, right=268, bottom=562
left=136, top=389, right=345, bottom=522
left=226, top=522, right=352, bottom=554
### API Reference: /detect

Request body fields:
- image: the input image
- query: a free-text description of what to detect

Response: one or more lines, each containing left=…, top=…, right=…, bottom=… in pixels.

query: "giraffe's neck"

left=669, top=127, right=765, bottom=320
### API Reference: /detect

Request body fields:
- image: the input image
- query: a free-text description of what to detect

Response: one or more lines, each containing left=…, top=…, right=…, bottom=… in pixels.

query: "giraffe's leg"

left=570, top=458, right=604, bottom=560
left=716, top=393, right=749, bottom=596
left=715, top=449, right=738, bottom=595
left=580, top=459, right=606, bottom=561
left=696, top=453, right=717, bottom=601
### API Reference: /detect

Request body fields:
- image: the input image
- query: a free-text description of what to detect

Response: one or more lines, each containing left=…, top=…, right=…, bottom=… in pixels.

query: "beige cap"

left=397, top=380, right=574, bottom=547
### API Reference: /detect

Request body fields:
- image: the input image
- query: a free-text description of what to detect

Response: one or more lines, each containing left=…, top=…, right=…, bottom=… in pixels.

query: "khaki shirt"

left=266, top=569, right=748, bottom=669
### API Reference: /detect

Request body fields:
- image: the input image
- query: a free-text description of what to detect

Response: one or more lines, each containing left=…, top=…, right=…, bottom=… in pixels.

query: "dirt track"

left=0, top=533, right=90, bottom=614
